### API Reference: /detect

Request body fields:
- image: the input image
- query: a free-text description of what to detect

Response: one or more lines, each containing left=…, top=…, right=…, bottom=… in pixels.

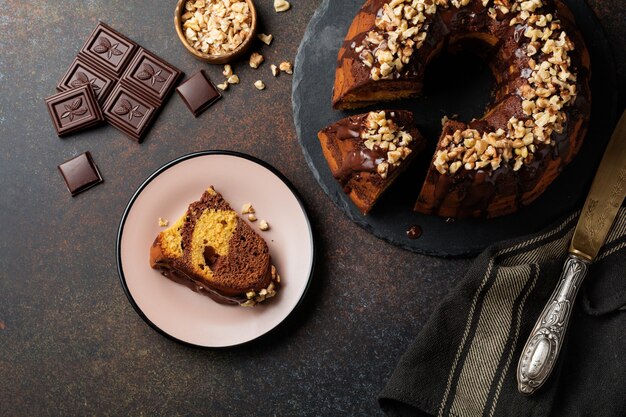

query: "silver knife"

left=517, top=109, right=626, bottom=395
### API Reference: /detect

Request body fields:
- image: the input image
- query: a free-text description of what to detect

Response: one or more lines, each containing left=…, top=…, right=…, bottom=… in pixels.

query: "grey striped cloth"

left=380, top=208, right=626, bottom=417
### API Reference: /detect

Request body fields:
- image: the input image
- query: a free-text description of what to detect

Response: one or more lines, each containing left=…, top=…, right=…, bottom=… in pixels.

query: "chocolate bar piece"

left=57, top=151, right=103, bottom=196
left=176, top=70, right=221, bottom=117
left=45, top=85, right=104, bottom=137
left=120, top=48, right=183, bottom=105
left=102, top=84, right=157, bottom=142
left=79, top=22, right=138, bottom=77
left=54, top=22, right=184, bottom=142
left=57, top=57, right=116, bottom=104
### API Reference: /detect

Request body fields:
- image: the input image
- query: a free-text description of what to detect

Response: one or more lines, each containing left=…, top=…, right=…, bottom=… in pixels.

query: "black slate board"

left=292, top=0, right=618, bottom=257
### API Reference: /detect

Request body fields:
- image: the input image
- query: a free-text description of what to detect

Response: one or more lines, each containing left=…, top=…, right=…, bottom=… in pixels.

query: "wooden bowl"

left=174, top=0, right=257, bottom=64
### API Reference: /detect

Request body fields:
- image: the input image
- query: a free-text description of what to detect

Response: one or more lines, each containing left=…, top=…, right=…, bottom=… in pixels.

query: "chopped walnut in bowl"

left=174, top=0, right=258, bottom=64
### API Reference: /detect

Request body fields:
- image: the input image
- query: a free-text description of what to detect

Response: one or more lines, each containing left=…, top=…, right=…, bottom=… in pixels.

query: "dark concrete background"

left=0, top=1, right=623, bottom=415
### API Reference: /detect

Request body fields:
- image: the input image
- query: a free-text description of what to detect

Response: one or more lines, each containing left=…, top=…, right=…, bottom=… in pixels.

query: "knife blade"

left=517, top=109, right=626, bottom=395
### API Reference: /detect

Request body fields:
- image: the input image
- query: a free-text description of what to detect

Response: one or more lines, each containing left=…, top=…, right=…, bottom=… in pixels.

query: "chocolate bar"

left=176, top=70, right=222, bottom=117
left=102, top=84, right=157, bottom=142
left=45, top=84, right=104, bottom=137
left=55, top=22, right=183, bottom=142
left=57, top=151, right=103, bottom=196
left=120, top=48, right=183, bottom=105
left=57, top=57, right=116, bottom=104
left=79, top=22, right=138, bottom=78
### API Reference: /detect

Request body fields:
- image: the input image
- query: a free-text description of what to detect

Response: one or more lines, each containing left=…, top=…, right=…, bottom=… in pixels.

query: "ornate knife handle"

left=517, top=254, right=590, bottom=395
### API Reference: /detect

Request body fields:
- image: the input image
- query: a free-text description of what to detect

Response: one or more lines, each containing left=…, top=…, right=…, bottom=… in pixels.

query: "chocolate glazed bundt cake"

left=331, top=0, right=591, bottom=218
left=318, top=110, right=426, bottom=214
left=150, top=187, right=280, bottom=307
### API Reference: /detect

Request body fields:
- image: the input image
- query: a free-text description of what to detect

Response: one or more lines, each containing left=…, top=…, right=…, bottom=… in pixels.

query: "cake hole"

left=203, top=245, right=219, bottom=266
left=422, top=48, right=495, bottom=129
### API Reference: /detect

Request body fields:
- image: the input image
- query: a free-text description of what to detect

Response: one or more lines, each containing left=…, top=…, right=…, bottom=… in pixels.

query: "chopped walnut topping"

left=249, top=52, right=264, bottom=68
left=356, top=0, right=579, bottom=175
left=241, top=265, right=280, bottom=306
left=361, top=111, right=414, bottom=179
left=182, top=0, right=252, bottom=56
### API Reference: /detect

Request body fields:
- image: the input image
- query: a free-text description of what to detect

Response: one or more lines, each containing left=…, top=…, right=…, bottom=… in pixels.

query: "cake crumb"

left=248, top=213, right=257, bottom=222
left=158, top=218, right=169, bottom=227
left=259, top=220, right=270, bottom=231
left=241, top=203, right=255, bottom=214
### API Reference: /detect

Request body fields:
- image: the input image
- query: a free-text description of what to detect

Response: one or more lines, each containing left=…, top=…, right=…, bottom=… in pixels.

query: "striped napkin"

left=379, top=208, right=626, bottom=417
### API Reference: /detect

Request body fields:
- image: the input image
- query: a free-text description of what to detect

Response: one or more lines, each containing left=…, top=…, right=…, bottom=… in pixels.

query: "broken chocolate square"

left=57, top=151, right=103, bottom=196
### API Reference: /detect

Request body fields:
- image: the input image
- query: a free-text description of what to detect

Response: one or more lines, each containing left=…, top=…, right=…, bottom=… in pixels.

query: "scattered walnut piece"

left=274, top=0, right=290, bottom=12
left=158, top=218, right=169, bottom=227
left=248, top=213, right=257, bottom=222
left=223, top=65, right=233, bottom=77
left=227, top=74, right=240, bottom=84
left=258, top=220, right=270, bottom=231
left=249, top=52, right=264, bottom=69
left=279, top=61, right=293, bottom=74
left=241, top=203, right=255, bottom=214
left=270, top=64, right=279, bottom=77
left=217, top=82, right=229, bottom=91
left=257, top=33, right=273, bottom=45
left=254, top=80, right=266, bottom=90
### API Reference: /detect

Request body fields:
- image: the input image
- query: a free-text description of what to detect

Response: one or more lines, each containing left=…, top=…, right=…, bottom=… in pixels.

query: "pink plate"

left=116, top=151, right=315, bottom=347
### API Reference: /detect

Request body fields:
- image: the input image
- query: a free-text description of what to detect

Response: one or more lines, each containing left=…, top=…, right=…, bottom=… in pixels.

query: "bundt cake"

left=331, top=0, right=591, bottom=217
left=318, top=110, right=426, bottom=214
left=150, top=187, right=280, bottom=307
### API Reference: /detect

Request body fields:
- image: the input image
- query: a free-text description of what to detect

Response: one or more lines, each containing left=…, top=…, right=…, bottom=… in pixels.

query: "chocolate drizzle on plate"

left=406, top=225, right=423, bottom=239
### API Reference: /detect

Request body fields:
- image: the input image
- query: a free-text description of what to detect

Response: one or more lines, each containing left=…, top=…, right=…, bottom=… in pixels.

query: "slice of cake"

left=318, top=110, right=425, bottom=214
left=150, top=187, right=279, bottom=307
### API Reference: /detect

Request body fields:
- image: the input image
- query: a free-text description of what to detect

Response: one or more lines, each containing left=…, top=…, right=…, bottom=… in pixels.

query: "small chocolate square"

left=102, top=84, right=157, bottom=142
left=79, top=22, right=138, bottom=77
left=58, top=152, right=103, bottom=196
left=45, top=85, right=104, bottom=137
left=120, top=48, right=183, bottom=105
left=176, top=70, right=221, bottom=117
left=57, top=57, right=116, bottom=104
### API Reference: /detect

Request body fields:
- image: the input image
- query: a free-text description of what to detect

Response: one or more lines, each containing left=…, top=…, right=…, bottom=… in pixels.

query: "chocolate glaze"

left=318, top=110, right=426, bottom=214
left=324, top=111, right=411, bottom=187
left=155, top=263, right=244, bottom=305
